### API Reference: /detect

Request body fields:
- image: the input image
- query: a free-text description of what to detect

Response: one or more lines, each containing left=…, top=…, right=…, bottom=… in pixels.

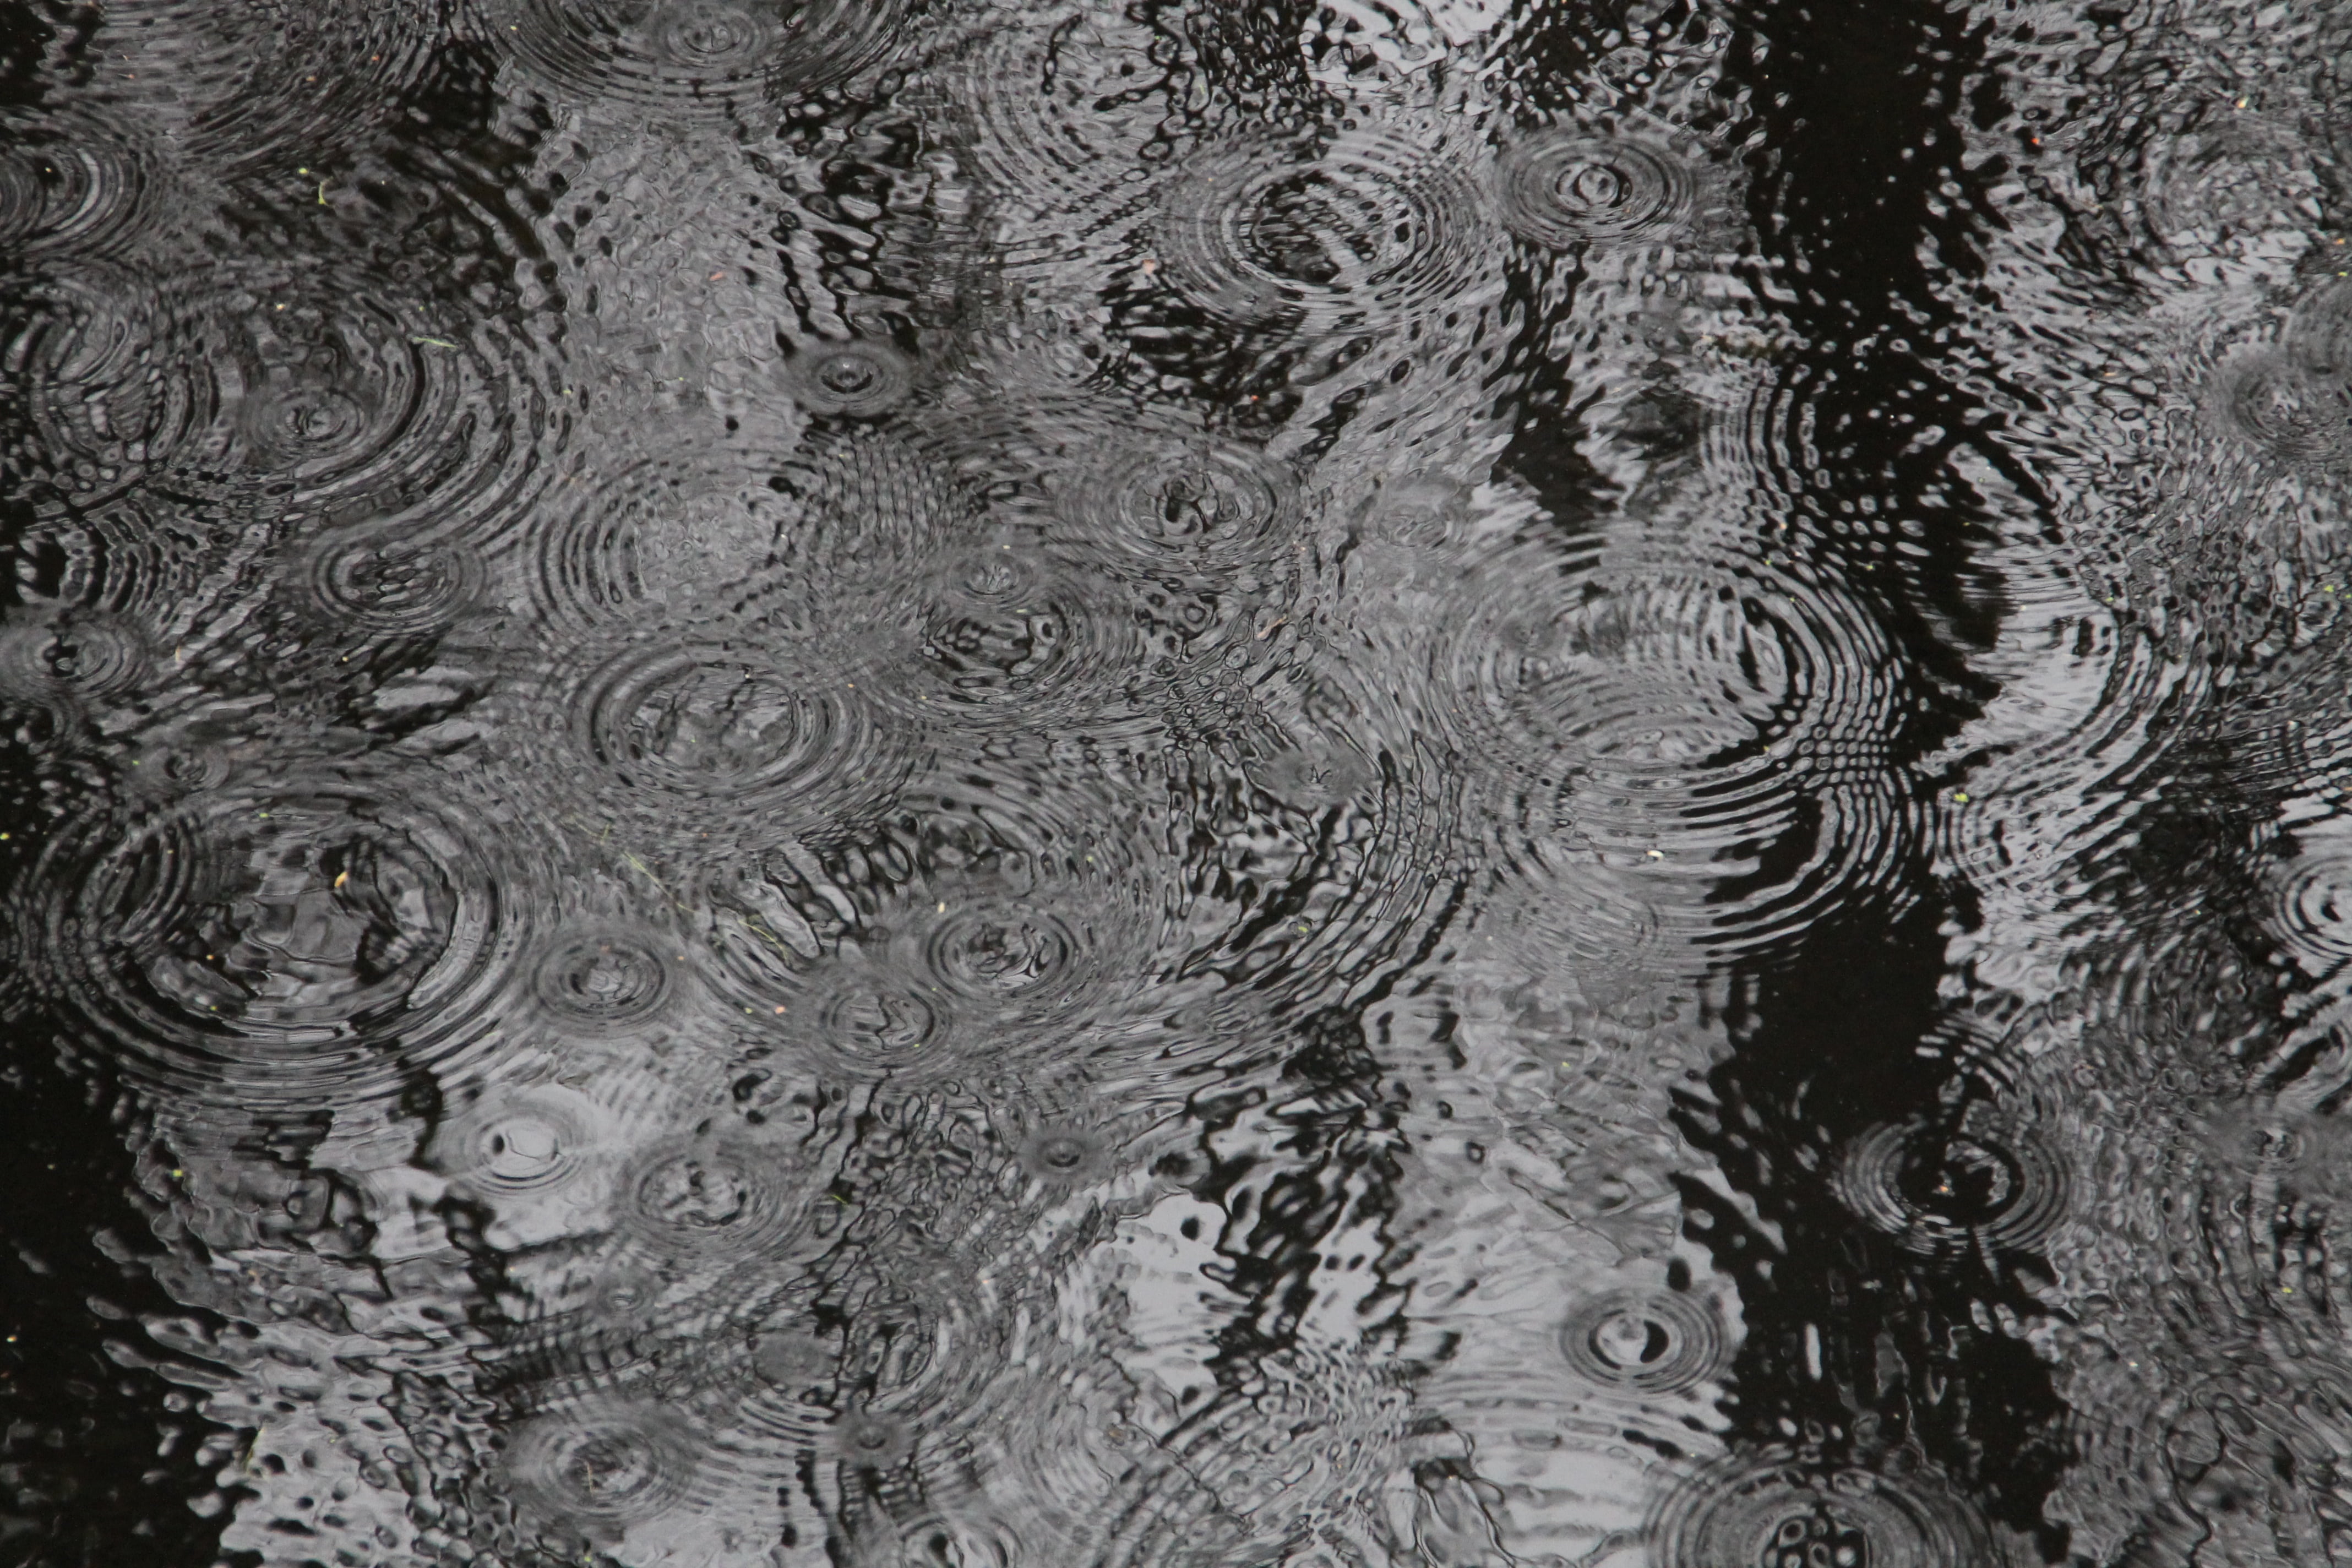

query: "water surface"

left=4, top=0, right=2351, bottom=1563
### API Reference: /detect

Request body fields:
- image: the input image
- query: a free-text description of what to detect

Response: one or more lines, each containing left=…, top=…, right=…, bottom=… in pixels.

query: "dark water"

left=3, top=0, right=2351, bottom=1564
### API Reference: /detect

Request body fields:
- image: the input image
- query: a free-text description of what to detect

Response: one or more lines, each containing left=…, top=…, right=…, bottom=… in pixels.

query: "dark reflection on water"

left=6, top=0, right=2352, bottom=1562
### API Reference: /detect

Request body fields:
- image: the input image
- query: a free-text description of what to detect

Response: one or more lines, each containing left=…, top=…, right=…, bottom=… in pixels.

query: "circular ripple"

left=0, top=116, right=155, bottom=259
left=1249, top=742, right=1378, bottom=811
left=502, top=1400, right=697, bottom=1535
left=2208, top=349, right=2352, bottom=467
left=0, top=611, right=154, bottom=715
left=925, top=902, right=1081, bottom=1006
left=1558, top=1288, right=1727, bottom=1395
left=830, top=1407, right=914, bottom=1470
left=781, top=341, right=916, bottom=419
left=704, top=858, right=1159, bottom=1079
left=2140, top=112, right=2326, bottom=256
left=1439, top=531, right=1907, bottom=959
left=527, top=926, right=679, bottom=1032
left=989, top=1078, right=1160, bottom=1191
left=829, top=541, right=1148, bottom=726
left=25, top=774, right=522, bottom=1106
left=493, top=0, right=904, bottom=111
left=6, top=266, right=549, bottom=526
left=681, top=1286, right=835, bottom=1479
left=764, top=431, right=970, bottom=586
left=704, top=933, right=944, bottom=1081
left=948, top=12, right=1160, bottom=251
left=894, top=876, right=1144, bottom=1040
left=243, top=374, right=373, bottom=467
left=652, top=0, right=781, bottom=65
left=1054, top=434, right=1296, bottom=571
left=57, top=0, right=436, bottom=166
left=522, top=448, right=832, bottom=636
left=1495, top=130, right=1696, bottom=248
left=762, top=951, right=987, bottom=1079
left=115, top=731, right=244, bottom=804
left=3, top=493, right=253, bottom=649
left=1469, top=565, right=1783, bottom=720
left=433, top=1084, right=613, bottom=1197
left=614, top=1131, right=821, bottom=1264
left=593, top=1268, right=667, bottom=1325
left=2289, top=277, right=2352, bottom=383
left=1012, top=1123, right=1117, bottom=1189
left=297, top=526, right=484, bottom=638
left=2268, top=818, right=2352, bottom=977
left=4, top=274, right=199, bottom=507
left=1832, top=1117, right=2069, bottom=1262
left=1446, top=546, right=1849, bottom=783
left=750, top=1325, right=835, bottom=1390
left=1648, top=1455, right=2004, bottom=1568
left=191, top=287, right=507, bottom=513
left=568, top=636, right=901, bottom=831
left=823, top=1248, right=1006, bottom=1426
left=1157, top=128, right=1485, bottom=326
left=808, top=961, right=942, bottom=1063
left=580, top=644, right=846, bottom=794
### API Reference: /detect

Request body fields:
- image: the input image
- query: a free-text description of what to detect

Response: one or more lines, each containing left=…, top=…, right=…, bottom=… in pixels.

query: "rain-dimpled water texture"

left=12, top=0, right=2352, bottom=1564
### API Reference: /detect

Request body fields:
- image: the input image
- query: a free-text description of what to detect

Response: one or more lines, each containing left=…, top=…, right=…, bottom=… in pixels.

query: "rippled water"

left=5, top=0, right=2352, bottom=1564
